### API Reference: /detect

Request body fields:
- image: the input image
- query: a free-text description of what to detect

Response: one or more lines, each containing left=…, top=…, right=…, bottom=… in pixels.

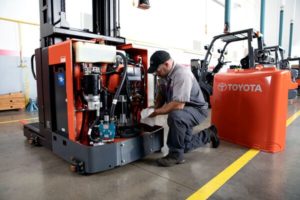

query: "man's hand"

left=149, top=101, right=185, bottom=117
left=148, top=110, right=158, bottom=118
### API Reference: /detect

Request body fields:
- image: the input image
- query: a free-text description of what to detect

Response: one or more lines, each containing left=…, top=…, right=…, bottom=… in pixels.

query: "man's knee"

left=167, top=110, right=184, bottom=125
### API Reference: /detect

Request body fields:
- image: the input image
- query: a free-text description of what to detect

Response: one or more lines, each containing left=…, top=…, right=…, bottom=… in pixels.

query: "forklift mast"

left=39, top=0, right=125, bottom=47
left=202, top=29, right=264, bottom=77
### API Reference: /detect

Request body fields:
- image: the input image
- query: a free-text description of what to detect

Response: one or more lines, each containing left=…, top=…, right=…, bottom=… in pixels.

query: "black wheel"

left=28, top=136, right=41, bottom=146
left=70, top=164, right=77, bottom=173
left=28, top=138, right=34, bottom=145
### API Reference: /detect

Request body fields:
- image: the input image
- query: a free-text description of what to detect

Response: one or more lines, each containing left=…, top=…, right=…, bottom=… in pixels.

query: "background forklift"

left=259, top=45, right=287, bottom=69
left=283, top=56, right=300, bottom=97
left=191, top=28, right=265, bottom=105
left=254, top=45, right=299, bottom=98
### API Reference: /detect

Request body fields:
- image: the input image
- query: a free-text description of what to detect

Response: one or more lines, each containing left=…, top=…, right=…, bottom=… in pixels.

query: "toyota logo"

left=218, top=83, right=227, bottom=91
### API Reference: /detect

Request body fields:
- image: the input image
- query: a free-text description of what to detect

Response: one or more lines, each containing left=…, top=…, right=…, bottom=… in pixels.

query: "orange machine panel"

left=48, top=40, right=76, bottom=141
left=211, top=67, right=297, bottom=153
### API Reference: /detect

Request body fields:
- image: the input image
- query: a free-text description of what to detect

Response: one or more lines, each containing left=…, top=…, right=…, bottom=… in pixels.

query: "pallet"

left=0, top=92, right=26, bottom=111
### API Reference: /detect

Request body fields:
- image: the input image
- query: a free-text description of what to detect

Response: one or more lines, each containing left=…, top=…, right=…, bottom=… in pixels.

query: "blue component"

left=26, top=98, right=38, bottom=112
left=99, top=122, right=116, bottom=142
left=56, top=73, right=65, bottom=86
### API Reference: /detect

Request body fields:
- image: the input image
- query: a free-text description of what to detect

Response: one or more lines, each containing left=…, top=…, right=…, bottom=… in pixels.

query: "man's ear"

left=165, top=61, right=171, bottom=68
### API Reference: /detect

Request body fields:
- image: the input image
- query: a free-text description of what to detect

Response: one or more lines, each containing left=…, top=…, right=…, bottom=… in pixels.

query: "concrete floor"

left=1, top=99, right=300, bottom=200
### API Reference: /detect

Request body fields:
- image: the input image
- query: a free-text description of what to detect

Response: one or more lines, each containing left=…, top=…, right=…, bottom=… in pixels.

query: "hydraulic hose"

left=87, top=116, right=100, bottom=143
left=110, top=52, right=128, bottom=119
left=125, top=76, right=132, bottom=103
left=104, top=89, right=108, bottom=113
left=100, top=67, right=118, bottom=75
left=31, top=54, right=37, bottom=80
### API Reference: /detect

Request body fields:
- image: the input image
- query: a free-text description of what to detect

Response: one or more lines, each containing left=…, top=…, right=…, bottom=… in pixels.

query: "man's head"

left=148, top=50, right=173, bottom=77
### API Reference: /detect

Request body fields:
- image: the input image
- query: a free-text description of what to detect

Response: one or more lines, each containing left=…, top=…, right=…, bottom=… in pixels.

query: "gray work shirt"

left=158, top=63, right=208, bottom=109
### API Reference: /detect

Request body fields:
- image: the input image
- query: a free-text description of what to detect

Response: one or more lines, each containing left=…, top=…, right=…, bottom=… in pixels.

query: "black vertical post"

left=247, top=30, right=254, bottom=68
left=93, top=0, right=118, bottom=37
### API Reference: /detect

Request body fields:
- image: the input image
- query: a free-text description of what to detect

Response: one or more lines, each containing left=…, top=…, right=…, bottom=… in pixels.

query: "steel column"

left=224, top=0, right=231, bottom=33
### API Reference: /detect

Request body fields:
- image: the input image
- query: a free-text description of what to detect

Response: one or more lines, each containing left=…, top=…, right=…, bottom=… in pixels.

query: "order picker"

left=24, top=0, right=163, bottom=174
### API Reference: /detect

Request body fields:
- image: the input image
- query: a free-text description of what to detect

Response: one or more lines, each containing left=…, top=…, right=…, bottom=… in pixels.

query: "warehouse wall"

left=0, top=0, right=299, bottom=101
left=121, top=0, right=259, bottom=61
left=265, top=0, right=300, bottom=57
left=0, top=0, right=39, bottom=102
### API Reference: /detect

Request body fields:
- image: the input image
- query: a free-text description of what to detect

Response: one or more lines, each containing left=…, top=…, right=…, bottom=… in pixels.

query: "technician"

left=148, top=50, right=220, bottom=167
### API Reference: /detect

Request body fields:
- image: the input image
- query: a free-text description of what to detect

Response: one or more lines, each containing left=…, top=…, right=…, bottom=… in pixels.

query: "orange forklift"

left=191, top=29, right=297, bottom=152
left=24, top=0, right=163, bottom=174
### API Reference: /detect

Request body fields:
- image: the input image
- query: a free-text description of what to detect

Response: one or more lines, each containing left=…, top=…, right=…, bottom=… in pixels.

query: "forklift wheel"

left=28, top=139, right=34, bottom=145
left=28, top=137, right=41, bottom=146
left=70, top=164, right=77, bottom=173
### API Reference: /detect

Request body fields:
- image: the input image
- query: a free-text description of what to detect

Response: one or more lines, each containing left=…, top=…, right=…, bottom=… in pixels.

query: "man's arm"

left=154, top=91, right=165, bottom=108
left=150, top=101, right=185, bottom=117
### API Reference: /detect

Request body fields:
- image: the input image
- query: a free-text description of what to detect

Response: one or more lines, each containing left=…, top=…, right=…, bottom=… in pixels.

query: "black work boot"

left=157, top=153, right=185, bottom=167
left=209, top=125, right=220, bottom=148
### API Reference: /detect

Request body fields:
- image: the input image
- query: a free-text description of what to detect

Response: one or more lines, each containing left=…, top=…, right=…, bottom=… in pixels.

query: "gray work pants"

left=167, top=106, right=210, bottom=159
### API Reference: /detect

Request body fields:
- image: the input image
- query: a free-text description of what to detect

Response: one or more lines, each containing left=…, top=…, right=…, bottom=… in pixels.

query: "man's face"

left=155, top=63, right=169, bottom=77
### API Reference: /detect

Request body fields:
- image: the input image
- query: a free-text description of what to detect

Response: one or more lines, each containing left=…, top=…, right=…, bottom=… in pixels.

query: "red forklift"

left=24, top=0, right=163, bottom=174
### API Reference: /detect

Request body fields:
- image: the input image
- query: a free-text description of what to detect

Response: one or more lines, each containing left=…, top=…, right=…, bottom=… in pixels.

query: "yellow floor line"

left=187, top=149, right=259, bottom=200
left=187, top=110, right=300, bottom=200
left=286, top=110, right=300, bottom=127
left=0, top=117, right=38, bottom=124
